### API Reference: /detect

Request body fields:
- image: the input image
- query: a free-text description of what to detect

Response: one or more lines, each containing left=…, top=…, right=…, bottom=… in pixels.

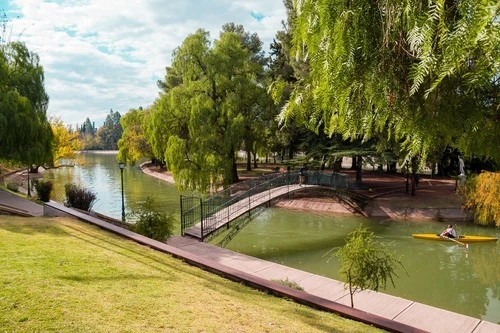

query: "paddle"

left=443, top=236, right=468, bottom=248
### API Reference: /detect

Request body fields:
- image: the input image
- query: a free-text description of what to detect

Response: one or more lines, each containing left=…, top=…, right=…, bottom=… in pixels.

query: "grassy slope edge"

left=0, top=216, right=383, bottom=332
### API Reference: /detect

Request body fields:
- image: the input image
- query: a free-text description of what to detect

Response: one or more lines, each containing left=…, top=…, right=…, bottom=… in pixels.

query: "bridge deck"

left=184, top=184, right=314, bottom=239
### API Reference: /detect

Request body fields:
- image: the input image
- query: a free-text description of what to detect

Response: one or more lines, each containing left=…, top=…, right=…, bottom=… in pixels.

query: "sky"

left=2, top=0, right=286, bottom=128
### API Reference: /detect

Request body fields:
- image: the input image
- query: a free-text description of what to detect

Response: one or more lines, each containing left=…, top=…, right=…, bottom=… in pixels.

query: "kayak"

left=412, top=234, right=498, bottom=243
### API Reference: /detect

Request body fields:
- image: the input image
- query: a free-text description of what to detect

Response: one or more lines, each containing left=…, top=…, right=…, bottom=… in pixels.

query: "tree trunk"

left=351, top=156, right=357, bottom=170
left=387, top=162, right=397, bottom=173
left=246, top=149, right=251, bottom=171
left=356, top=155, right=362, bottom=182
left=232, top=161, right=239, bottom=183
left=332, top=158, right=342, bottom=172
left=252, top=151, right=258, bottom=169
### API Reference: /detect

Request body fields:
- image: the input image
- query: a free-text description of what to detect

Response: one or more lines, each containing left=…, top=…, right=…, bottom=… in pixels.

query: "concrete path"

left=167, top=235, right=500, bottom=333
left=0, top=188, right=43, bottom=216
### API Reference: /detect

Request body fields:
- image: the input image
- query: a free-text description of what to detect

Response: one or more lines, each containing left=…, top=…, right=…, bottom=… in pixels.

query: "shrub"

left=334, top=225, right=406, bottom=307
left=462, top=172, right=500, bottom=227
left=33, top=179, right=53, bottom=202
left=6, top=182, right=19, bottom=192
left=131, top=196, right=175, bottom=242
left=64, top=183, right=97, bottom=211
left=271, top=278, right=304, bottom=291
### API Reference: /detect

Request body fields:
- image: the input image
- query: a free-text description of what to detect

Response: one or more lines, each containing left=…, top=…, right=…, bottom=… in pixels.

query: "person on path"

left=299, top=166, right=305, bottom=186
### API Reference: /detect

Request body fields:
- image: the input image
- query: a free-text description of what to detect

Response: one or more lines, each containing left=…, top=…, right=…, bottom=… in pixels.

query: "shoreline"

left=138, top=162, right=467, bottom=221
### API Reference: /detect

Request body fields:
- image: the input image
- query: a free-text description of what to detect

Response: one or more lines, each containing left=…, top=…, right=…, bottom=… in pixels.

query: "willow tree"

left=0, top=41, right=53, bottom=167
left=276, top=0, right=499, bottom=164
left=152, top=25, right=268, bottom=192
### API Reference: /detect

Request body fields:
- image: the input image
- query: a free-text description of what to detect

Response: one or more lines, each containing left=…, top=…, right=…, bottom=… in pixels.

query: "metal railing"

left=180, top=171, right=366, bottom=241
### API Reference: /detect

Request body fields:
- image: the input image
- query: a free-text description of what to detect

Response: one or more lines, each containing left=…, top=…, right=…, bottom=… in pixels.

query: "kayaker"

left=440, top=225, right=457, bottom=239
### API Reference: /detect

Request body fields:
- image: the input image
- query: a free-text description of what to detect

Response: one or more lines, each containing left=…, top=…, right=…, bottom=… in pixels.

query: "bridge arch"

left=181, top=171, right=367, bottom=242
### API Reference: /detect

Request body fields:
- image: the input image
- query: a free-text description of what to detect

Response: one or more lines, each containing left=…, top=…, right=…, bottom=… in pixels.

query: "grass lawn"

left=0, top=216, right=383, bottom=332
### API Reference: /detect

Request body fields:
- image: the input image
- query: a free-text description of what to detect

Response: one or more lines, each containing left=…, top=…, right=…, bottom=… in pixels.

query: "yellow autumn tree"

left=463, top=172, right=500, bottom=227
left=50, top=117, right=81, bottom=165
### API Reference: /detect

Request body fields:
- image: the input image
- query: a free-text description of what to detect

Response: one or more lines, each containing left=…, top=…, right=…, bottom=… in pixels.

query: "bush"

left=131, top=196, right=175, bottom=242
left=64, top=183, right=97, bottom=211
left=6, top=182, right=19, bottom=192
left=462, top=172, right=500, bottom=227
left=33, top=179, right=53, bottom=202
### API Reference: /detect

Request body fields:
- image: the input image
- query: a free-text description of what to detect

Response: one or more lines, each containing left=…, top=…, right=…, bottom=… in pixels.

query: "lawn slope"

left=0, top=216, right=383, bottom=332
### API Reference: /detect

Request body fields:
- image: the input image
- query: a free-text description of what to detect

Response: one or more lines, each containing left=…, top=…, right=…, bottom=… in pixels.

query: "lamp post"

left=118, top=161, right=125, bottom=222
left=27, top=166, right=31, bottom=197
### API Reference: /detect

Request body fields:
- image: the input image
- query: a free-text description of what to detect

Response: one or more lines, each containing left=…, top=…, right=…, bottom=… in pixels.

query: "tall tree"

left=280, top=0, right=499, bottom=164
left=0, top=41, right=53, bottom=166
left=98, top=109, right=123, bottom=150
left=153, top=25, right=268, bottom=191
left=117, top=108, right=152, bottom=165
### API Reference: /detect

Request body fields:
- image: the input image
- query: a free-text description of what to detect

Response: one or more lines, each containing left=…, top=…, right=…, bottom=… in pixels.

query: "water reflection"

left=45, top=152, right=183, bottom=232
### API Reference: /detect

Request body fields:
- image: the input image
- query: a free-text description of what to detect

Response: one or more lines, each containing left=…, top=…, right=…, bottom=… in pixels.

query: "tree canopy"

left=117, top=107, right=152, bottom=165
left=277, top=0, right=499, bottom=164
left=98, top=109, right=123, bottom=150
left=149, top=24, right=269, bottom=192
left=0, top=41, right=53, bottom=166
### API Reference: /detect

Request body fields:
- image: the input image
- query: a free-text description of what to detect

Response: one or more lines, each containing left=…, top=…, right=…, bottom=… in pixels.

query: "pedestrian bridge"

left=180, top=171, right=367, bottom=242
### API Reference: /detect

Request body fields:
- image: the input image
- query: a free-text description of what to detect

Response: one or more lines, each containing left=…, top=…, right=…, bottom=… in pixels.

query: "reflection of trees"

left=442, top=248, right=489, bottom=318
left=471, top=246, right=500, bottom=299
left=46, top=165, right=77, bottom=202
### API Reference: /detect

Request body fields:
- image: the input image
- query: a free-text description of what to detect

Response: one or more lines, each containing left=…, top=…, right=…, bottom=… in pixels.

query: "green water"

left=218, top=209, right=500, bottom=323
left=46, top=152, right=500, bottom=323
left=45, top=153, right=184, bottom=232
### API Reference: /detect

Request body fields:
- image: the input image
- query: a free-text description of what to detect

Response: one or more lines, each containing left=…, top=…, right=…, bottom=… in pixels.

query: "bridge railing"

left=200, top=173, right=292, bottom=238
left=181, top=171, right=367, bottom=240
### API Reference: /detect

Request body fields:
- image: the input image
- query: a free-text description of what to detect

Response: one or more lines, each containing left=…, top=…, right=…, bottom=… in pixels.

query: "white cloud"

left=5, top=0, right=286, bottom=126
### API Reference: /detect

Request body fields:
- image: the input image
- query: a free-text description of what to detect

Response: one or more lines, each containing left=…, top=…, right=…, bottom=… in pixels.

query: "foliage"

left=0, top=41, right=53, bottom=166
left=50, top=117, right=80, bottom=164
left=6, top=182, right=18, bottom=192
left=271, top=278, right=304, bottom=291
left=334, top=225, right=405, bottom=307
left=131, top=196, right=175, bottom=242
left=462, top=172, right=500, bottom=227
left=97, top=109, right=122, bottom=150
left=117, top=107, right=152, bottom=164
left=148, top=24, right=270, bottom=192
left=64, top=183, right=96, bottom=211
left=33, top=179, right=53, bottom=202
left=279, top=0, right=500, bottom=165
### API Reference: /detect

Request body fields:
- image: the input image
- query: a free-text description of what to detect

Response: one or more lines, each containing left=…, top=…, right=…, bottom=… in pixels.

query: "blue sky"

left=3, top=0, right=286, bottom=127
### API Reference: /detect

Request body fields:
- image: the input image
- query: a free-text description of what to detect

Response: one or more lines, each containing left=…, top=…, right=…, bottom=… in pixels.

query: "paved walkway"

left=0, top=188, right=44, bottom=216
left=166, top=236, right=499, bottom=333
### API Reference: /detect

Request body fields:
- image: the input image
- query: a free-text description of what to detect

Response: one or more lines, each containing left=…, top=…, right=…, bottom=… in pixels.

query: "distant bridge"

left=180, top=171, right=368, bottom=242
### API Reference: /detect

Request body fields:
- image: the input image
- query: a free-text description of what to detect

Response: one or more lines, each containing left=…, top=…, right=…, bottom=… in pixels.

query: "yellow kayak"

left=412, top=234, right=498, bottom=243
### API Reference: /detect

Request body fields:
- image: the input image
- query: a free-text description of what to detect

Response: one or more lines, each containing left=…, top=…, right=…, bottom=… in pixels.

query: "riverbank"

left=140, top=162, right=468, bottom=221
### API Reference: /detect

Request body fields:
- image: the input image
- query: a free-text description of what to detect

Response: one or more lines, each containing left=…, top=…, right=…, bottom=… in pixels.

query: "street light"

left=118, top=161, right=125, bottom=222
left=27, top=166, right=31, bottom=197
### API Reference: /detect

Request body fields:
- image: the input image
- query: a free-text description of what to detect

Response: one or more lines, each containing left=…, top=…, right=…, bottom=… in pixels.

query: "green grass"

left=0, top=216, right=384, bottom=332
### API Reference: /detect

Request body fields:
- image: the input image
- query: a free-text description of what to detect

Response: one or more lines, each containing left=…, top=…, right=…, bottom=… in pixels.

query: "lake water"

left=45, top=152, right=500, bottom=323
